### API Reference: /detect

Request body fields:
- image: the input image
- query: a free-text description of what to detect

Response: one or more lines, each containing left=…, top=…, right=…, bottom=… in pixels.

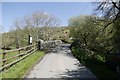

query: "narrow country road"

left=26, top=44, right=97, bottom=79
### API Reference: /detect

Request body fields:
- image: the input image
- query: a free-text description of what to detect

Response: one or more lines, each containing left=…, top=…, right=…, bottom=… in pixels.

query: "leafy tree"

left=95, top=0, right=120, bottom=52
left=69, top=15, right=115, bottom=55
left=69, top=16, right=99, bottom=48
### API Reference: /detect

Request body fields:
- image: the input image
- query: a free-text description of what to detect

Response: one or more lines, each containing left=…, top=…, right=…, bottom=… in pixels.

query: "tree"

left=2, top=11, right=60, bottom=49
left=95, top=0, right=120, bottom=51
left=95, top=0, right=120, bottom=23
left=69, top=16, right=98, bottom=46
left=13, top=19, right=21, bottom=48
left=1, top=11, right=60, bottom=49
left=69, top=15, right=114, bottom=54
left=31, top=11, right=60, bottom=40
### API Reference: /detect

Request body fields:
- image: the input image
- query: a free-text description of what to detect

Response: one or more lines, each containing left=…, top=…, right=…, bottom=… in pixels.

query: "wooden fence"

left=0, top=43, right=38, bottom=72
left=0, top=39, right=62, bottom=72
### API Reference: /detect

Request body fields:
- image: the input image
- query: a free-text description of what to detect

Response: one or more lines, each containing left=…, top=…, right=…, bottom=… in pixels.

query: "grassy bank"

left=2, top=50, right=45, bottom=78
left=71, top=48, right=120, bottom=80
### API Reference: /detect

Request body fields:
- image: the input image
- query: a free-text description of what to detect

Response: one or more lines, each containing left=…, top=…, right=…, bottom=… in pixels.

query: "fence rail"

left=0, top=39, right=62, bottom=72
left=0, top=43, right=38, bottom=72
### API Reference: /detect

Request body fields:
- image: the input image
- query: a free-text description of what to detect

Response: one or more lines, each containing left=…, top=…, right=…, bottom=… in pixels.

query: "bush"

left=71, top=47, right=87, bottom=64
left=70, top=39, right=81, bottom=49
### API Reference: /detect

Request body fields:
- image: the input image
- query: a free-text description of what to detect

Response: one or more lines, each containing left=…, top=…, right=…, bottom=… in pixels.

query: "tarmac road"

left=26, top=44, right=97, bottom=79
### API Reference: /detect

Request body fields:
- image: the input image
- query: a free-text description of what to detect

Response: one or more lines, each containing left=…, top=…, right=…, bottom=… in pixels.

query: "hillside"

left=1, top=26, right=70, bottom=49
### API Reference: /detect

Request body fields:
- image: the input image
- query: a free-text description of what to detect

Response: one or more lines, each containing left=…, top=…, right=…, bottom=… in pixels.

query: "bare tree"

left=3, top=11, right=60, bottom=49
left=95, top=0, right=120, bottom=50
left=31, top=11, right=60, bottom=40
left=95, top=0, right=120, bottom=29
left=13, top=19, right=21, bottom=48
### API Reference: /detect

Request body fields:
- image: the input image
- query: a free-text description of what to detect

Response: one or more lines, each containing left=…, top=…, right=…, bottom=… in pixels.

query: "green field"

left=0, top=49, right=3, bottom=52
left=0, top=49, right=25, bottom=67
left=2, top=50, right=44, bottom=78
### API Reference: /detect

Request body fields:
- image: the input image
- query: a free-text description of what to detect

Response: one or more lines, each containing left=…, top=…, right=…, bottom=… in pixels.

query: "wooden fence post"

left=33, top=44, right=35, bottom=50
left=35, top=41, right=37, bottom=50
left=38, top=40, right=41, bottom=50
left=2, top=50, right=6, bottom=67
left=18, top=49, right=21, bottom=58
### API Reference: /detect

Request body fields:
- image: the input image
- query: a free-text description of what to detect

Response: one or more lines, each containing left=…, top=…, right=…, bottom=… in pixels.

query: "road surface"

left=26, top=44, right=97, bottom=79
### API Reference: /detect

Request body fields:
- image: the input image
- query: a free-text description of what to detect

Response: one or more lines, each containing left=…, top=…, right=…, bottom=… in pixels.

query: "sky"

left=2, top=2, right=94, bottom=32
left=1, top=0, right=105, bottom=2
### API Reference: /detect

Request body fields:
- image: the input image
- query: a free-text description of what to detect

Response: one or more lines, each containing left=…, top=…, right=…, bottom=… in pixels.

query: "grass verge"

left=2, top=50, right=45, bottom=78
